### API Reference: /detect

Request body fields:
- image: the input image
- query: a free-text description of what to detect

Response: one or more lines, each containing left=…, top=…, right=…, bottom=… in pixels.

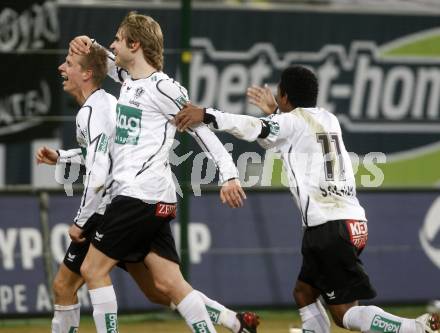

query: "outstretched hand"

left=220, top=178, right=247, bottom=208
left=69, top=35, right=93, bottom=55
left=174, top=103, right=205, bottom=132
left=247, top=84, right=278, bottom=115
left=35, top=146, right=58, bottom=165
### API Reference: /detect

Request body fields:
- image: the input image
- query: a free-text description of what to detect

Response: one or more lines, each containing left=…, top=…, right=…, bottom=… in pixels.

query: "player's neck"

left=81, top=84, right=100, bottom=103
left=127, top=56, right=157, bottom=80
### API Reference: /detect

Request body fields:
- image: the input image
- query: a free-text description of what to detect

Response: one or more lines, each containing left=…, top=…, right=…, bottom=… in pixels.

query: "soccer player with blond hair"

left=69, top=11, right=258, bottom=333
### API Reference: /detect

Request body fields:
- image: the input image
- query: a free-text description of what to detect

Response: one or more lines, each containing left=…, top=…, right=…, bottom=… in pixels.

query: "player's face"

left=58, top=53, right=84, bottom=95
left=110, top=29, right=131, bottom=69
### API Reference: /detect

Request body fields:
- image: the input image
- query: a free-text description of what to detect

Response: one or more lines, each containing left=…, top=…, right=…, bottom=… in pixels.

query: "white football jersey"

left=71, top=89, right=117, bottom=228
left=205, top=107, right=367, bottom=227
left=107, top=59, right=238, bottom=203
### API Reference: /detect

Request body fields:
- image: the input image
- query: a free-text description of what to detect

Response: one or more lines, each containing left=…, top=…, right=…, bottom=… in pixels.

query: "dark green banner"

left=0, top=0, right=60, bottom=142
left=58, top=6, right=440, bottom=188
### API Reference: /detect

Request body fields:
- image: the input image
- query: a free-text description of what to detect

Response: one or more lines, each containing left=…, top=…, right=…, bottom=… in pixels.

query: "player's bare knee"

left=52, top=276, right=75, bottom=301
left=152, top=276, right=173, bottom=296
left=80, top=261, right=94, bottom=283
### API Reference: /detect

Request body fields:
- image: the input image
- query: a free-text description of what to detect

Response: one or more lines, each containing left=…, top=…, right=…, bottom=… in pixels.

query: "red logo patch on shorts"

left=345, top=220, right=368, bottom=251
left=155, top=203, right=177, bottom=218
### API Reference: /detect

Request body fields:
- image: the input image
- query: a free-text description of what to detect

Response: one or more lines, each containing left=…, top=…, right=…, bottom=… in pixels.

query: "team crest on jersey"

left=116, top=104, right=142, bottom=145
left=135, top=87, right=145, bottom=98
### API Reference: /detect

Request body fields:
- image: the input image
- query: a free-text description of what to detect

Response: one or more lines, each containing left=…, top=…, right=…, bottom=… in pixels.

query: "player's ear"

left=82, top=69, right=93, bottom=81
left=129, top=41, right=140, bottom=51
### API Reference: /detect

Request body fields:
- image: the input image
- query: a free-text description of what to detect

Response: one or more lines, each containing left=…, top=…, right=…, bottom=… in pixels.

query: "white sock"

left=343, top=305, right=417, bottom=333
left=171, top=291, right=239, bottom=332
left=196, top=290, right=240, bottom=332
left=299, top=301, right=331, bottom=333
left=52, top=303, right=81, bottom=333
left=89, top=285, right=118, bottom=333
left=177, top=290, right=217, bottom=333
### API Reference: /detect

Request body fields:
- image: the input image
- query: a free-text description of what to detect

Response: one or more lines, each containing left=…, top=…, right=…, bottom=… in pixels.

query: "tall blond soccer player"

left=69, top=12, right=259, bottom=333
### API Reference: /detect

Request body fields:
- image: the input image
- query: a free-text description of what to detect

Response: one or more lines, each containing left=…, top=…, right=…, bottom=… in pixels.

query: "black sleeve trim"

left=156, top=79, right=220, bottom=171
left=108, top=152, right=113, bottom=175
left=83, top=106, right=93, bottom=144
left=74, top=222, right=84, bottom=229
left=74, top=170, right=91, bottom=226
left=203, top=109, right=219, bottom=129
left=156, top=79, right=182, bottom=111
left=188, top=128, right=220, bottom=170
left=135, top=121, right=169, bottom=177
left=258, top=120, right=271, bottom=138
left=117, top=68, right=127, bottom=82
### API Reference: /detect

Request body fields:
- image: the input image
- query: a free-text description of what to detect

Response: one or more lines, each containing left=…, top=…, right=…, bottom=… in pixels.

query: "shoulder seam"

left=156, top=79, right=181, bottom=111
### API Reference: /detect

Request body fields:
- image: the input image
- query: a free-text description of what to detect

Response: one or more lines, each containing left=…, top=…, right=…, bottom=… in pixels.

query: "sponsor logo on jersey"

left=105, top=313, right=118, bottom=333
left=370, top=315, right=401, bottom=333
left=115, top=104, right=142, bottom=145
left=66, top=252, right=76, bottom=262
left=192, top=320, right=211, bottom=333
left=97, top=133, right=109, bottom=153
left=175, top=95, right=189, bottom=108
left=155, top=203, right=177, bottom=218
left=206, top=305, right=221, bottom=324
left=345, top=220, right=368, bottom=251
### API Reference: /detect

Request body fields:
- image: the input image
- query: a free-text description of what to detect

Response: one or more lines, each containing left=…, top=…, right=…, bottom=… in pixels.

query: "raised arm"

left=175, top=104, right=297, bottom=150
left=247, top=84, right=278, bottom=115
left=69, top=35, right=128, bottom=84
left=154, top=79, right=246, bottom=207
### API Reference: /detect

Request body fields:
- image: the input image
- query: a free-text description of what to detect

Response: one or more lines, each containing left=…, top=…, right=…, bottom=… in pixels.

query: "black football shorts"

left=63, top=213, right=104, bottom=275
left=298, top=219, right=377, bottom=305
left=91, top=195, right=180, bottom=264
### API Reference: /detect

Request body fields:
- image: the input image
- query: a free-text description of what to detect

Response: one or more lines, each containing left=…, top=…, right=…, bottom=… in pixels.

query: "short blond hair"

left=78, top=44, right=108, bottom=86
left=119, top=11, right=164, bottom=71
